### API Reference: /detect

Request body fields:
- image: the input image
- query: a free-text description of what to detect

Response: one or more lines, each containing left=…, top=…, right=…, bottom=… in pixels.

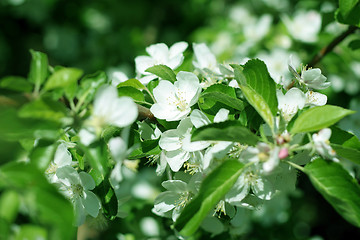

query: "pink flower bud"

left=278, top=148, right=289, bottom=159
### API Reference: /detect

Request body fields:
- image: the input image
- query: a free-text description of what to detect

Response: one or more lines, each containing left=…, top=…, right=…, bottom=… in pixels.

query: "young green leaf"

left=0, top=190, right=20, bottom=223
left=174, top=160, right=245, bottom=236
left=28, top=50, right=48, bottom=87
left=191, top=120, right=258, bottom=145
left=0, top=107, right=60, bottom=141
left=117, top=78, right=146, bottom=90
left=290, top=105, right=354, bottom=134
left=199, top=84, right=245, bottom=115
left=335, top=3, right=360, bottom=27
left=117, top=86, right=145, bottom=102
left=233, top=59, right=278, bottom=115
left=145, top=64, right=177, bottom=83
left=128, top=139, right=161, bottom=159
left=339, top=0, right=359, bottom=19
left=240, top=85, right=274, bottom=129
left=29, top=140, right=58, bottom=171
left=44, top=68, right=83, bottom=91
left=80, top=140, right=110, bottom=182
left=331, top=144, right=360, bottom=165
left=304, top=158, right=360, bottom=227
left=0, top=162, right=75, bottom=240
left=0, top=76, right=33, bottom=92
left=18, top=97, right=68, bottom=122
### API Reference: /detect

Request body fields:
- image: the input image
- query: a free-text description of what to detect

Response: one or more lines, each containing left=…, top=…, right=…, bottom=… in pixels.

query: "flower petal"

left=82, top=190, right=101, bottom=218
left=79, top=172, right=96, bottom=190
left=164, top=149, right=190, bottom=172
left=190, top=109, right=211, bottom=128
left=135, top=56, right=156, bottom=74
left=109, top=96, right=138, bottom=128
left=159, top=129, right=182, bottom=151
left=54, top=143, right=72, bottom=167
left=162, top=180, right=188, bottom=192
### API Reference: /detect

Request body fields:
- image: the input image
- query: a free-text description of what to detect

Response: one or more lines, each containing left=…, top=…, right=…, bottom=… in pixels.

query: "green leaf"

left=14, top=225, right=47, bottom=240
left=0, top=190, right=20, bottom=223
left=290, top=105, right=354, bottom=134
left=174, top=160, right=245, bottom=236
left=145, top=64, right=177, bottom=83
left=18, top=97, right=68, bottom=122
left=29, top=140, right=58, bottom=171
left=93, top=178, right=118, bottom=219
left=80, top=140, right=109, bottom=181
left=44, top=68, right=83, bottom=91
left=117, top=86, right=145, bottom=102
left=233, top=60, right=278, bottom=115
left=330, top=126, right=360, bottom=164
left=240, top=85, right=274, bottom=129
left=128, top=139, right=161, bottom=159
left=336, top=4, right=360, bottom=27
left=191, top=120, right=258, bottom=145
left=0, top=162, right=75, bottom=240
left=0, top=107, right=60, bottom=141
left=0, top=76, right=33, bottom=92
left=348, top=39, right=360, bottom=51
left=199, top=84, right=245, bottom=113
left=339, top=0, right=359, bottom=19
left=28, top=50, right=48, bottom=87
left=76, top=71, right=107, bottom=111
left=117, top=78, right=146, bottom=90
left=332, top=144, right=360, bottom=165
left=304, top=158, right=360, bottom=227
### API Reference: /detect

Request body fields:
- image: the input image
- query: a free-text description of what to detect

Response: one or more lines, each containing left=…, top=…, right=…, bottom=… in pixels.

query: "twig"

left=137, top=104, right=155, bottom=121
left=308, top=25, right=358, bottom=68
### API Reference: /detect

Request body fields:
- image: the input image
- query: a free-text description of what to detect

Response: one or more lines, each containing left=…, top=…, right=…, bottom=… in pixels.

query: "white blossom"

left=312, top=128, right=339, bottom=161
left=45, top=143, right=73, bottom=183
left=190, top=109, right=233, bottom=170
left=150, top=71, right=201, bottom=121
left=79, top=85, right=138, bottom=145
left=56, top=166, right=101, bottom=226
left=241, top=143, right=280, bottom=173
left=193, top=43, right=222, bottom=87
left=282, top=10, right=321, bottom=43
left=288, top=57, right=330, bottom=90
left=225, top=165, right=275, bottom=204
left=159, top=118, right=209, bottom=172
left=258, top=49, right=300, bottom=86
left=152, top=174, right=200, bottom=221
left=276, top=88, right=306, bottom=121
left=135, top=42, right=188, bottom=84
left=111, top=71, right=128, bottom=86
left=305, top=90, right=327, bottom=106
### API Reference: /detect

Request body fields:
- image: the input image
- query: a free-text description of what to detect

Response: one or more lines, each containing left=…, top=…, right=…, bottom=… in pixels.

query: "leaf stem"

left=286, top=160, right=305, bottom=172
left=308, top=26, right=358, bottom=67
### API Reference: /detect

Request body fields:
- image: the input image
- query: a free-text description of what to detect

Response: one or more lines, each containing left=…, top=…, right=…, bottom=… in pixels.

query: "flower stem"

left=286, top=160, right=305, bottom=172
left=308, top=25, right=358, bottom=67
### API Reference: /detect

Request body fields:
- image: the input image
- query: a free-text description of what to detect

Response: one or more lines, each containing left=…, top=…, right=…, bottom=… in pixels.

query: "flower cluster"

left=37, top=41, right=352, bottom=236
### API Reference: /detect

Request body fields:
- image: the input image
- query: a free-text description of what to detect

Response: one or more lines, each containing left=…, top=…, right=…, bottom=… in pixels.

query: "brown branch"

left=308, top=25, right=358, bottom=68
left=137, top=104, right=155, bottom=121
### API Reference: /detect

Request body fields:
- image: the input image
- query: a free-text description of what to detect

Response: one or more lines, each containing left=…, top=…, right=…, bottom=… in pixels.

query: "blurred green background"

left=1, top=0, right=360, bottom=239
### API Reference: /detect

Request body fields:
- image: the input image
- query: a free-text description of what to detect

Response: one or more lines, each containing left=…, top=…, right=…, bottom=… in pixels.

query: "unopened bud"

left=278, top=148, right=289, bottom=159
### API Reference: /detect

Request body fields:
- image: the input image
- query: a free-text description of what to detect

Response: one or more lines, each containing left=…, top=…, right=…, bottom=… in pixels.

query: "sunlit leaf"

left=290, top=105, right=354, bottom=133
left=305, top=158, right=360, bottom=227
left=146, top=64, right=177, bottom=83
left=175, top=160, right=245, bottom=236
left=191, top=120, right=258, bottom=145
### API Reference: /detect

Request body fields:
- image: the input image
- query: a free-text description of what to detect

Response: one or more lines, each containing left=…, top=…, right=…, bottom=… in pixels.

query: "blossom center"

left=71, top=184, right=84, bottom=198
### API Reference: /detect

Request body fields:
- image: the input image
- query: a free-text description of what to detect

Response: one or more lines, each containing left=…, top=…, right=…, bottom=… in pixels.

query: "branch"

left=137, top=104, right=155, bottom=121
left=308, top=25, right=358, bottom=68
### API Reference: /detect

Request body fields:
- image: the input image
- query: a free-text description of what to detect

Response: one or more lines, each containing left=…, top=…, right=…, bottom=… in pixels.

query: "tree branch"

left=137, top=104, right=155, bottom=121
left=308, top=25, right=358, bottom=68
